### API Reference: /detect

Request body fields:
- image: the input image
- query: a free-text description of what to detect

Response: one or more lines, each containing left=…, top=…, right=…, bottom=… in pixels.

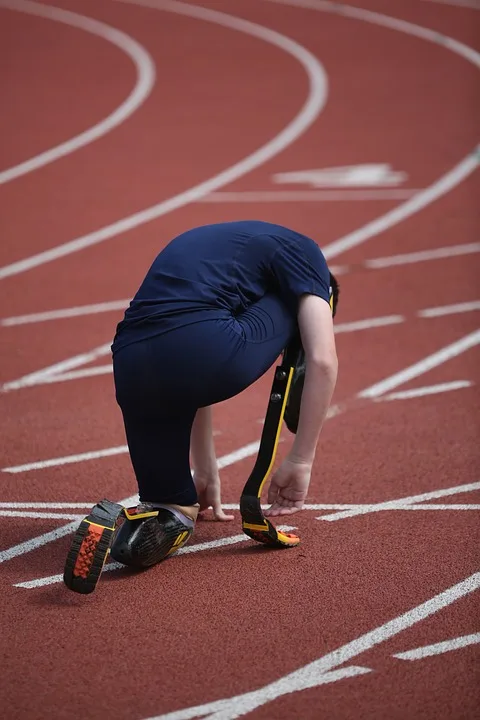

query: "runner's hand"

left=264, top=458, right=312, bottom=516
left=193, top=473, right=234, bottom=521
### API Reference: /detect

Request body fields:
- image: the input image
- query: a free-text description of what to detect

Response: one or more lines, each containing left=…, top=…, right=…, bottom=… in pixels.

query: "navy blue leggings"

left=113, top=294, right=296, bottom=505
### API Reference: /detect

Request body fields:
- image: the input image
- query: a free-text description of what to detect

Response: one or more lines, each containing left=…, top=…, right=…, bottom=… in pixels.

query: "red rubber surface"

left=0, top=1, right=479, bottom=718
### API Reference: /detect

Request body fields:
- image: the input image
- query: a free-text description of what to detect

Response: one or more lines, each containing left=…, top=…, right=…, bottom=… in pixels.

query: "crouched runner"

left=63, top=220, right=339, bottom=593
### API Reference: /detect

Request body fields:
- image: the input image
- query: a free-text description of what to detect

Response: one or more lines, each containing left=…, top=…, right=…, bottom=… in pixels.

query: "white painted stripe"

left=2, top=445, right=128, bottom=474
left=0, top=510, right=84, bottom=520
left=365, top=243, right=480, bottom=268
left=265, top=0, right=480, bottom=264
left=317, top=482, right=480, bottom=522
left=380, top=380, right=473, bottom=400
left=334, top=315, right=405, bottom=333
left=0, top=0, right=155, bottom=184
left=1, top=502, right=479, bottom=512
left=359, top=330, right=480, bottom=399
left=146, top=572, right=480, bottom=720
left=1, top=300, right=130, bottom=327
left=0, top=342, right=112, bottom=392
left=393, top=633, right=480, bottom=661
left=421, top=0, right=480, bottom=9
left=0, top=0, right=328, bottom=279
left=0, top=502, right=95, bottom=509
left=199, top=189, right=418, bottom=202
left=25, top=365, right=114, bottom=385
left=13, top=525, right=296, bottom=588
left=2, top=504, right=479, bottom=519
left=419, top=301, right=480, bottom=318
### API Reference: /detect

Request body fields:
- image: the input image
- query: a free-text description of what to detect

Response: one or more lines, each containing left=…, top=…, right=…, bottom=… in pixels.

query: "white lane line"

left=3, top=501, right=480, bottom=511
left=365, top=243, right=480, bottom=268
left=380, top=380, right=473, bottom=401
left=334, top=315, right=405, bottom=333
left=2, top=504, right=479, bottom=519
left=13, top=525, right=296, bottom=589
left=199, top=189, right=419, bottom=202
left=0, top=510, right=84, bottom=520
left=0, top=0, right=155, bottom=185
left=359, top=330, right=480, bottom=399
left=0, top=502, right=95, bottom=509
left=317, top=482, right=480, bottom=522
left=146, top=572, right=480, bottom=720
left=0, top=342, right=112, bottom=392
left=0, top=0, right=327, bottom=280
left=265, top=0, right=480, bottom=262
left=0, top=299, right=130, bottom=327
left=393, top=633, right=480, bottom=661
left=22, top=365, right=114, bottom=386
left=421, top=0, right=480, bottom=9
left=2, top=446, right=128, bottom=474
left=419, top=301, right=480, bottom=318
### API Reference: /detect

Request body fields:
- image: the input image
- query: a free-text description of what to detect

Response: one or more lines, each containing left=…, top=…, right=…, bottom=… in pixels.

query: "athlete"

left=63, top=220, right=339, bottom=592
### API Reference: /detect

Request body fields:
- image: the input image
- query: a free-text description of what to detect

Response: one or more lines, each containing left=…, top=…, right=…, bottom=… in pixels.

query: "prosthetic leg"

left=240, top=336, right=304, bottom=548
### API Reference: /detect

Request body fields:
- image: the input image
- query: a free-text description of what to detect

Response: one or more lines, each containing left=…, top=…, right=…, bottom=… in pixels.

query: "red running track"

left=0, top=0, right=479, bottom=718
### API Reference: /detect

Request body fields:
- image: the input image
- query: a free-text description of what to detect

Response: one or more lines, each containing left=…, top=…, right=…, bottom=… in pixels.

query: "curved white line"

left=266, top=0, right=480, bottom=260
left=0, top=0, right=156, bottom=185
left=0, top=0, right=328, bottom=279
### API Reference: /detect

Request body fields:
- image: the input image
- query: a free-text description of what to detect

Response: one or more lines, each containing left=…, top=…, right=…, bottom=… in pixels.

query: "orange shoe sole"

left=63, top=500, right=124, bottom=594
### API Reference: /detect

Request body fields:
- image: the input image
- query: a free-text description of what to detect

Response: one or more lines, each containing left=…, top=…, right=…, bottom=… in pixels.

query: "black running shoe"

left=283, top=347, right=306, bottom=434
left=110, top=504, right=194, bottom=569
left=63, top=499, right=125, bottom=594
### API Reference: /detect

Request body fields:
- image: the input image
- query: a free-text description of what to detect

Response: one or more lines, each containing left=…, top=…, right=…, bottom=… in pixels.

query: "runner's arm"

left=289, top=294, right=338, bottom=464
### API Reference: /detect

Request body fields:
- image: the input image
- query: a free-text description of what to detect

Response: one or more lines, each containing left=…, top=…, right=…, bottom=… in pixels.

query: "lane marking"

left=2, top=503, right=480, bottom=519
left=0, top=0, right=328, bottom=279
left=146, top=572, right=480, bottom=719
left=0, top=342, right=112, bottom=392
left=2, top=446, right=127, bottom=473
left=2, top=500, right=480, bottom=511
left=16, top=365, right=114, bottom=386
left=317, top=481, right=480, bottom=522
left=13, top=525, right=296, bottom=588
left=359, top=330, right=480, bottom=399
left=200, top=189, right=418, bottom=202
left=393, top=633, right=480, bottom=661
left=379, top=380, right=473, bottom=400
left=0, top=299, right=130, bottom=327
left=419, top=300, right=480, bottom=318
left=272, top=163, right=408, bottom=187
left=1, top=510, right=85, bottom=520
left=264, top=0, right=480, bottom=262
left=0, top=0, right=155, bottom=185
left=365, top=243, right=480, bottom=268
left=335, top=315, right=405, bottom=333
left=421, top=0, right=480, bottom=9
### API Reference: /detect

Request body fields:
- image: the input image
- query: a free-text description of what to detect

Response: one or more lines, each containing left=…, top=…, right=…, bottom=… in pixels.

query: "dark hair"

left=329, top=272, right=340, bottom=318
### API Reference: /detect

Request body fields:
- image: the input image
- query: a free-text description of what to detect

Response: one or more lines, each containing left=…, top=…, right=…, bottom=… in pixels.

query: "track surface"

left=1, top=1, right=479, bottom=718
